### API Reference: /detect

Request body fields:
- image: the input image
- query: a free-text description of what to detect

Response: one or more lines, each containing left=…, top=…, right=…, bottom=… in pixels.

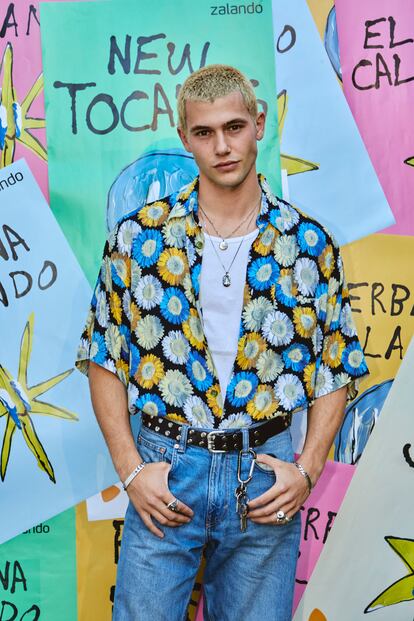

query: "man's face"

left=178, top=91, right=265, bottom=191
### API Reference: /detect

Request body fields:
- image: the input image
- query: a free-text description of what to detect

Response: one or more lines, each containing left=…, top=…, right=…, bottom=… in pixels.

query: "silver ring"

left=275, top=510, right=291, bottom=525
left=167, top=499, right=179, bottom=512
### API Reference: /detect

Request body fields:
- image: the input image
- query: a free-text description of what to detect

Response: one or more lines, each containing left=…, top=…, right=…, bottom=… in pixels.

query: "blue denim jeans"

left=113, top=425, right=301, bottom=621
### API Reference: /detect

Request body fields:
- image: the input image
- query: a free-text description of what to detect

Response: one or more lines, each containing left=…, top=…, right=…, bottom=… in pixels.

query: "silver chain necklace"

left=200, top=206, right=258, bottom=287
left=199, top=198, right=260, bottom=251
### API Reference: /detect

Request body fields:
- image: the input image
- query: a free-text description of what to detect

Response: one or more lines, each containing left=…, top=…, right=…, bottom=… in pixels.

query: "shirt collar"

left=167, top=173, right=280, bottom=232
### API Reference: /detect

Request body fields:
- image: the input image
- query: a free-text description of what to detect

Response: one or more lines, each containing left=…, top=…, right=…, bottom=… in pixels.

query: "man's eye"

left=196, top=130, right=209, bottom=137
left=228, top=124, right=242, bottom=131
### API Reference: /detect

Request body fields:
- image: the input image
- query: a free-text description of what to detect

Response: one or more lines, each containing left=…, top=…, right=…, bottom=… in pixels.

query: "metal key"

left=235, top=483, right=247, bottom=514
left=235, top=448, right=256, bottom=532
left=239, top=502, right=248, bottom=532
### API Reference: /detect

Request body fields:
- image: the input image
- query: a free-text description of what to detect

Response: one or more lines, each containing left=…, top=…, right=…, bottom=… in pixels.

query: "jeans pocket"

left=137, top=428, right=178, bottom=473
left=253, top=428, right=295, bottom=476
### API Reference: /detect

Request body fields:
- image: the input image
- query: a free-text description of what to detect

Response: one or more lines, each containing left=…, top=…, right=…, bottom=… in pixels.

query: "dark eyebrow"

left=189, top=118, right=248, bottom=134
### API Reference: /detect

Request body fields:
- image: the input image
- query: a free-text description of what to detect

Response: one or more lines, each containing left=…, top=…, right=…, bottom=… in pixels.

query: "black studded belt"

left=141, top=411, right=292, bottom=453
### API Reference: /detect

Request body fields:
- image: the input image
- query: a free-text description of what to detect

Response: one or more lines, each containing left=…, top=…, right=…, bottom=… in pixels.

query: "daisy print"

left=274, top=235, right=299, bottom=267
left=262, top=310, right=294, bottom=347
left=117, top=220, right=141, bottom=254
left=133, top=274, right=164, bottom=310
left=162, top=331, right=190, bottom=365
left=183, top=396, right=214, bottom=428
left=163, top=219, right=186, bottom=248
left=159, top=369, right=193, bottom=407
left=256, top=350, right=284, bottom=382
left=275, top=374, right=306, bottom=411
left=242, top=297, right=273, bottom=331
left=294, top=258, right=319, bottom=296
left=219, top=412, right=252, bottom=429
left=135, top=315, right=164, bottom=350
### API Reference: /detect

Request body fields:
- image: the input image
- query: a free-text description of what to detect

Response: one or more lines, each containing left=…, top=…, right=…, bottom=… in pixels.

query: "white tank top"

left=199, top=229, right=259, bottom=401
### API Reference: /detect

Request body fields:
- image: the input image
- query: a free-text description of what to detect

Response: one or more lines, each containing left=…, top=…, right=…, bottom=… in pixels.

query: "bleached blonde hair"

left=177, top=64, right=258, bottom=130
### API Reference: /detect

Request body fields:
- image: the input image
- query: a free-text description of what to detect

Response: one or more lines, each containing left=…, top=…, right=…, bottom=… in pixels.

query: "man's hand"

left=247, top=454, right=310, bottom=524
left=127, top=461, right=194, bottom=538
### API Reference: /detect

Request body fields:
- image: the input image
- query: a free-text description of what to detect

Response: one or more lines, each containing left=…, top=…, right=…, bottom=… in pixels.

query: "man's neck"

left=198, top=169, right=262, bottom=227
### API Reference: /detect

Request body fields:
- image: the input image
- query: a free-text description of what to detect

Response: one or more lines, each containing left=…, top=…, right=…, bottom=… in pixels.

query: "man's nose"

left=214, top=132, right=231, bottom=156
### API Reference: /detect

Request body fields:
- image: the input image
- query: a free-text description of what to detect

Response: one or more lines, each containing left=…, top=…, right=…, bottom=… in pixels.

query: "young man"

left=76, top=65, right=368, bottom=620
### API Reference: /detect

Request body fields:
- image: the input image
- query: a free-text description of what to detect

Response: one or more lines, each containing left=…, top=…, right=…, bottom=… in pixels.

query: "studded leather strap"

left=141, top=412, right=292, bottom=452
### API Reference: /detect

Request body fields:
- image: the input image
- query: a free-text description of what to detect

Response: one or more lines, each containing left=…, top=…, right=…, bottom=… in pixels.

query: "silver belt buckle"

left=207, top=430, right=227, bottom=453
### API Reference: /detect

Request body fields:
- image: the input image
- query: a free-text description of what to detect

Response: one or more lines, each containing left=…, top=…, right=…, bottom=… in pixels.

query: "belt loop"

left=177, top=424, right=189, bottom=453
left=242, top=428, right=250, bottom=453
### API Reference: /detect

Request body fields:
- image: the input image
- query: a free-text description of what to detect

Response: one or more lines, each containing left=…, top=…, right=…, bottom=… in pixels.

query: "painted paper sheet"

left=76, top=502, right=121, bottom=621
left=272, top=0, right=395, bottom=245
left=0, top=160, right=116, bottom=544
left=40, top=0, right=281, bottom=284
left=0, top=0, right=51, bottom=199
left=293, top=335, right=414, bottom=620
left=86, top=483, right=128, bottom=522
left=343, top=234, right=414, bottom=389
left=335, top=0, right=414, bottom=236
left=306, top=1, right=334, bottom=42
left=293, top=459, right=355, bottom=614
left=0, top=508, right=77, bottom=620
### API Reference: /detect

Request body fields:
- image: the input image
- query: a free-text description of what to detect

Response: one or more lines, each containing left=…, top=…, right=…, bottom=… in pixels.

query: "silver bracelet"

left=294, top=462, right=313, bottom=493
left=122, top=462, right=146, bottom=491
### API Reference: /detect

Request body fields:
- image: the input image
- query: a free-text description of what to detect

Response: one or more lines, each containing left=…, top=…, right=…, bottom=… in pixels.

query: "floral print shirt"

left=76, top=175, right=369, bottom=429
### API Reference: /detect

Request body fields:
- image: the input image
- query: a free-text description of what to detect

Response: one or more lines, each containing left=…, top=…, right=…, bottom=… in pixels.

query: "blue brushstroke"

left=107, top=148, right=198, bottom=232
left=334, top=379, right=393, bottom=464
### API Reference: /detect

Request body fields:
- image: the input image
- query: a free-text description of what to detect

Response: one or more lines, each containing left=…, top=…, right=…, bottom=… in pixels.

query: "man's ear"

left=177, top=127, right=192, bottom=153
left=255, top=111, right=266, bottom=141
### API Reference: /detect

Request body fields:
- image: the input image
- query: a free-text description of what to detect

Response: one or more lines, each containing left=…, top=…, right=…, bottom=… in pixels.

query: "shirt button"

left=195, top=240, right=204, bottom=249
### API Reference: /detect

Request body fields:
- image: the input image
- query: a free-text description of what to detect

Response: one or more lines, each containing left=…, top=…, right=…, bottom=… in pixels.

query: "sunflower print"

left=136, top=354, right=164, bottom=389
left=76, top=175, right=368, bottom=426
left=236, top=333, right=266, bottom=370
left=157, top=248, right=188, bottom=285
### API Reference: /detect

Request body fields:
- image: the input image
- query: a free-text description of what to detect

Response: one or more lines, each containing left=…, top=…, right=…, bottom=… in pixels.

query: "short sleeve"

left=75, top=221, right=131, bottom=387
left=313, top=242, right=369, bottom=402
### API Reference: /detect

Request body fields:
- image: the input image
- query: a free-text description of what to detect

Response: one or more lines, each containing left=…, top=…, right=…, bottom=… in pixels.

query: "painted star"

left=0, top=313, right=77, bottom=483
left=365, top=536, right=414, bottom=612
left=404, top=156, right=414, bottom=168
left=278, top=89, right=319, bottom=176
left=0, top=42, right=47, bottom=168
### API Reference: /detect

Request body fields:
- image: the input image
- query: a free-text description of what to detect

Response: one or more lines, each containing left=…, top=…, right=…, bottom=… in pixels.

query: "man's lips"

left=214, top=160, right=239, bottom=169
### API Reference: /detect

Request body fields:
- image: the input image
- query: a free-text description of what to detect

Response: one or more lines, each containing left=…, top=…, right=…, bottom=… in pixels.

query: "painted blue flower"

left=91, top=332, right=107, bottom=365
left=226, top=372, right=259, bottom=407
left=136, top=393, right=166, bottom=417
left=298, top=222, right=327, bottom=256
left=342, top=342, right=368, bottom=377
left=132, top=229, right=163, bottom=267
left=186, top=350, right=213, bottom=391
left=160, top=287, right=190, bottom=325
left=130, top=343, right=141, bottom=376
left=248, top=257, right=279, bottom=291
left=282, top=344, right=311, bottom=372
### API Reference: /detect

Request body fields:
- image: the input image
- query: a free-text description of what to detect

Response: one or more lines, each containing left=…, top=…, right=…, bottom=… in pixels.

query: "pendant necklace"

left=199, top=200, right=259, bottom=251
left=201, top=206, right=258, bottom=287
